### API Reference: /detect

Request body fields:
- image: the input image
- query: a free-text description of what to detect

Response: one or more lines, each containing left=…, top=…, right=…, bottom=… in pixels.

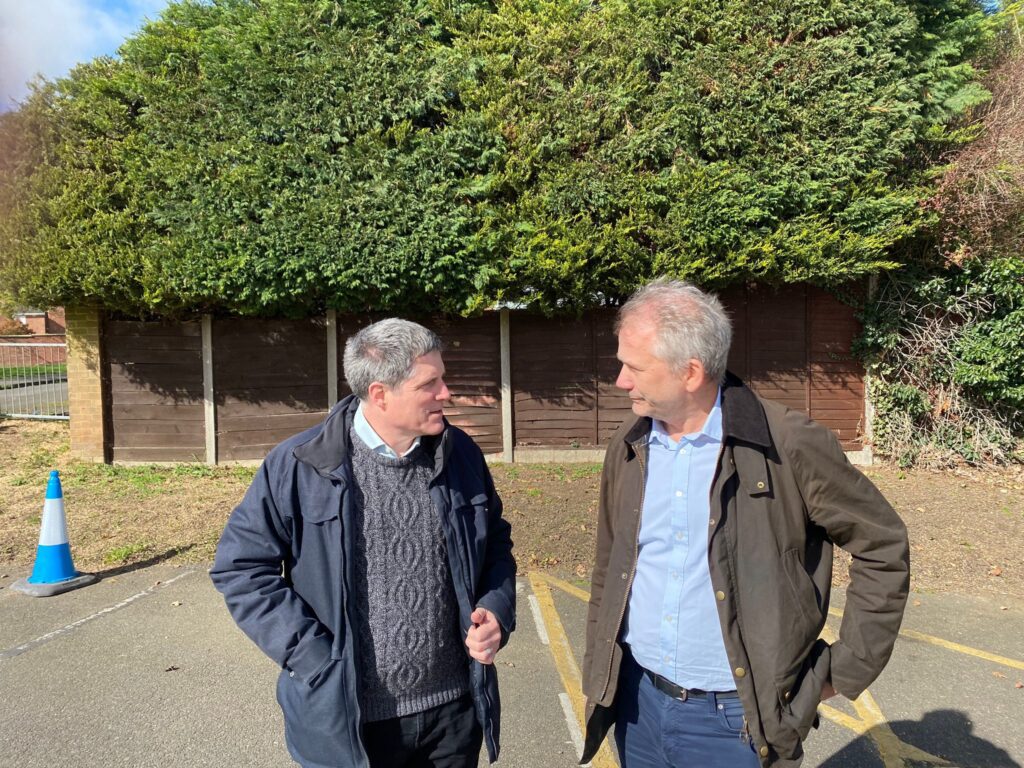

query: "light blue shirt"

left=622, top=389, right=735, bottom=691
left=353, top=403, right=420, bottom=459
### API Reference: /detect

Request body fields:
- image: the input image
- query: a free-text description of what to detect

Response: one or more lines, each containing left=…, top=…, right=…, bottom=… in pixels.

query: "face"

left=375, top=350, right=451, bottom=440
left=615, top=314, right=699, bottom=425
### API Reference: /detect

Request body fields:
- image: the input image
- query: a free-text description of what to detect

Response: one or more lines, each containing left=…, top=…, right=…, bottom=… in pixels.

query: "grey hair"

left=343, top=318, right=443, bottom=400
left=615, top=278, right=732, bottom=382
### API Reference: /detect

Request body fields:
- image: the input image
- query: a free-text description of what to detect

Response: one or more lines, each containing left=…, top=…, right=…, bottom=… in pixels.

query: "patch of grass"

left=571, top=464, right=603, bottom=480
left=24, top=446, right=60, bottom=470
left=498, top=465, right=521, bottom=481
left=0, top=363, right=67, bottom=380
left=102, top=541, right=152, bottom=565
left=229, top=466, right=257, bottom=482
left=172, top=464, right=216, bottom=479
left=542, top=466, right=568, bottom=482
left=69, top=464, right=172, bottom=498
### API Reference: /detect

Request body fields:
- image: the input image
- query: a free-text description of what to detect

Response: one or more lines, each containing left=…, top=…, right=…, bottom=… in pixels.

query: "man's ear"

left=366, top=381, right=388, bottom=411
left=682, top=359, right=708, bottom=393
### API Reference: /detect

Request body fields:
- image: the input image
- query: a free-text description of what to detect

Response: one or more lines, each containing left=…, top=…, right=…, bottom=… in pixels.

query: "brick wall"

left=66, top=305, right=107, bottom=462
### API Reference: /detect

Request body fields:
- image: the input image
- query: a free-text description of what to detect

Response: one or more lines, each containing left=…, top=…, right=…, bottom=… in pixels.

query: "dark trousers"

left=614, top=649, right=760, bottom=768
left=362, top=695, right=482, bottom=768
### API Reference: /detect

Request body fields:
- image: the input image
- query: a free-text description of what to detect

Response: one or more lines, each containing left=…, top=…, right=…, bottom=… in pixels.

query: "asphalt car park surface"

left=1, top=565, right=1021, bottom=767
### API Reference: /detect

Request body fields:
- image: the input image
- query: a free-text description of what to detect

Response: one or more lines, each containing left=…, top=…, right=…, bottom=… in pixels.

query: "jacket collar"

left=623, top=371, right=771, bottom=452
left=293, top=394, right=449, bottom=480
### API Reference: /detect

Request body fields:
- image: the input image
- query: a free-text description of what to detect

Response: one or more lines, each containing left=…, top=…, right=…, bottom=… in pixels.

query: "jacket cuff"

left=476, top=591, right=515, bottom=646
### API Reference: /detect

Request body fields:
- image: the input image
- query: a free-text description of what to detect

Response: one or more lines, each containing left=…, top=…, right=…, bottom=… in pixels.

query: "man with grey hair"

left=212, top=318, right=515, bottom=768
left=582, top=279, right=909, bottom=767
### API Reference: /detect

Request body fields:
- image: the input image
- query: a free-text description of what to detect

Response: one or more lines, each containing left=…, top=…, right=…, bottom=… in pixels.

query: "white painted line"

left=0, top=569, right=197, bottom=661
left=559, top=692, right=590, bottom=766
left=528, top=593, right=550, bottom=646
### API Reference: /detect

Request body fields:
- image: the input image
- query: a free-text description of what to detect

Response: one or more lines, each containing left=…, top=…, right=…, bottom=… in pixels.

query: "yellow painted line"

left=899, top=628, right=1024, bottom=670
left=539, top=572, right=591, bottom=603
left=829, top=607, right=1024, bottom=670
left=818, top=625, right=949, bottom=767
left=818, top=703, right=869, bottom=734
left=528, top=573, right=617, bottom=768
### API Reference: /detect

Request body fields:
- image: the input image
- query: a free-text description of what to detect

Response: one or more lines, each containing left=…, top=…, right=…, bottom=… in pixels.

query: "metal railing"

left=0, top=342, right=69, bottom=420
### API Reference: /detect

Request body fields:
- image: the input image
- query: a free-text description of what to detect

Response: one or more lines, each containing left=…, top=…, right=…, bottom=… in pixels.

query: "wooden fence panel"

left=430, top=315, right=502, bottom=454
left=511, top=314, right=599, bottom=448
left=593, top=310, right=633, bottom=444
left=106, top=320, right=205, bottom=462
left=808, top=287, right=864, bottom=449
left=100, top=289, right=864, bottom=463
left=745, top=284, right=809, bottom=414
left=215, top=318, right=328, bottom=461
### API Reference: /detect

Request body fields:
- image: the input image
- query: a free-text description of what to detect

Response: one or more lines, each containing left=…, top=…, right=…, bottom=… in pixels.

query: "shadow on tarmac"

left=94, top=544, right=197, bottom=579
left=821, top=709, right=1020, bottom=768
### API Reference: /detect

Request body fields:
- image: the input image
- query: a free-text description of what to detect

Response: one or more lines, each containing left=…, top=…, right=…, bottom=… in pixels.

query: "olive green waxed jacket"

left=581, top=374, right=909, bottom=767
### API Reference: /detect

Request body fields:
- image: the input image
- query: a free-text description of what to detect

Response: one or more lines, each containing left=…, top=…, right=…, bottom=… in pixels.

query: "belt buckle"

left=673, top=685, right=688, bottom=702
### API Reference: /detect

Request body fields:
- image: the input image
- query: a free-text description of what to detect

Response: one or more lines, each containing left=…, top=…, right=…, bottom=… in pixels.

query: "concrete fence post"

left=499, top=309, right=513, bottom=462
left=202, top=314, right=216, bottom=465
left=326, top=310, right=338, bottom=408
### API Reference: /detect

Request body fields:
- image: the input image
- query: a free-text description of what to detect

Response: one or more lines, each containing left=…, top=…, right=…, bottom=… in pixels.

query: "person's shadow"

left=821, top=709, right=1019, bottom=767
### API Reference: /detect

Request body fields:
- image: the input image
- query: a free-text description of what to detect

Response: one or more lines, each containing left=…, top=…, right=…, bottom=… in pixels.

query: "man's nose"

left=437, top=380, right=452, bottom=401
left=615, top=366, right=632, bottom=391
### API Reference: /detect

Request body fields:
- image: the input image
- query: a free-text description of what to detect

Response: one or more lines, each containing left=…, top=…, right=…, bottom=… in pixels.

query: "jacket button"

left=759, top=746, right=769, bottom=757
left=715, top=591, right=725, bottom=601
left=709, top=518, right=716, bottom=526
left=288, top=671, right=295, bottom=678
left=621, top=572, right=628, bottom=580
left=756, top=481, right=765, bottom=489
left=734, top=667, right=746, bottom=678
left=783, top=690, right=790, bottom=700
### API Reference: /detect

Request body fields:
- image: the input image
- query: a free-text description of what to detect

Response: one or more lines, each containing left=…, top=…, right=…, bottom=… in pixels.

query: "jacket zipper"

left=600, top=440, right=646, bottom=702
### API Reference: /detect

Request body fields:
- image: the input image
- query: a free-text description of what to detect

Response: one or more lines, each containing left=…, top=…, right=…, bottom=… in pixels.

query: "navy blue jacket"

left=211, top=396, right=516, bottom=767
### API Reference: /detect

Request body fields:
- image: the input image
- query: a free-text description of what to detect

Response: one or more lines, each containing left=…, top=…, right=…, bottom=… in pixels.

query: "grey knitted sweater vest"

left=349, top=431, right=469, bottom=722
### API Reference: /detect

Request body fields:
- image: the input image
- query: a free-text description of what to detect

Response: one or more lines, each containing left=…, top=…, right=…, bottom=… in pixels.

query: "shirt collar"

left=649, top=387, right=723, bottom=449
left=353, top=402, right=421, bottom=459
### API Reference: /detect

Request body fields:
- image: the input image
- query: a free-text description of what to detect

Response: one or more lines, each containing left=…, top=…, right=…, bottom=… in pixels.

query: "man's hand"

left=466, top=607, right=502, bottom=665
left=820, top=682, right=838, bottom=701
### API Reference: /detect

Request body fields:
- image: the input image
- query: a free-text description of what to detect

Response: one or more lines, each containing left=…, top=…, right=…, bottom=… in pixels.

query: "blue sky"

left=0, top=0, right=171, bottom=110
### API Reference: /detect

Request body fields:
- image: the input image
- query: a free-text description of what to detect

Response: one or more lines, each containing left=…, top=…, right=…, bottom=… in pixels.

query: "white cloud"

left=0, top=0, right=168, bottom=109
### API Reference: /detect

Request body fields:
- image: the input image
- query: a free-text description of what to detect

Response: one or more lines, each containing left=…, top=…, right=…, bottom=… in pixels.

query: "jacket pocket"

left=779, top=639, right=831, bottom=742
left=302, top=506, right=340, bottom=524
left=277, top=660, right=360, bottom=767
left=780, top=549, right=823, bottom=635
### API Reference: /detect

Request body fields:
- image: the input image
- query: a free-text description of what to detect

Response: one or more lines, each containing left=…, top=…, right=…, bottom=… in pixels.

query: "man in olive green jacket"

left=582, top=279, right=909, bottom=767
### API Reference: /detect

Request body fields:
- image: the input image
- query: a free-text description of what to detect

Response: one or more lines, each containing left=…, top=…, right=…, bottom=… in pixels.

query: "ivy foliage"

left=0, top=0, right=992, bottom=317
left=860, top=257, right=1024, bottom=465
left=857, top=4, right=1024, bottom=466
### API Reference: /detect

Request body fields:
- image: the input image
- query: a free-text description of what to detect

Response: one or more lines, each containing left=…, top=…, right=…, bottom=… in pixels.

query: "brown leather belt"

left=643, top=669, right=740, bottom=702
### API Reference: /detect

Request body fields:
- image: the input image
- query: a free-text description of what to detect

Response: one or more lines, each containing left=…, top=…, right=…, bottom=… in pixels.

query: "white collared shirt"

left=353, top=402, right=421, bottom=459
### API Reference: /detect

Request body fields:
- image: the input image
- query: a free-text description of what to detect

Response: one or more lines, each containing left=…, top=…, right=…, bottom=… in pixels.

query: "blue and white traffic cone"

left=12, top=471, right=97, bottom=597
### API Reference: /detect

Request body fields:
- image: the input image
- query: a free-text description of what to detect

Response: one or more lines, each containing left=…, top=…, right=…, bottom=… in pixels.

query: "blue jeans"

left=614, top=650, right=760, bottom=768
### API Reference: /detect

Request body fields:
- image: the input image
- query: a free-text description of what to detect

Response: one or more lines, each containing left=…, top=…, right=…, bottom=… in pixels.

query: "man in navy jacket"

left=211, top=319, right=516, bottom=768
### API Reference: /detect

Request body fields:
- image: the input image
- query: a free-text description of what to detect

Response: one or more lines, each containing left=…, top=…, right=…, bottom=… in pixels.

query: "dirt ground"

left=1, top=420, right=1022, bottom=599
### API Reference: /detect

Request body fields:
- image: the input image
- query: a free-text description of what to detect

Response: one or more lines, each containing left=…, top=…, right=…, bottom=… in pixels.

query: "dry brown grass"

left=0, top=420, right=252, bottom=574
left=1, top=420, right=1021, bottom=598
